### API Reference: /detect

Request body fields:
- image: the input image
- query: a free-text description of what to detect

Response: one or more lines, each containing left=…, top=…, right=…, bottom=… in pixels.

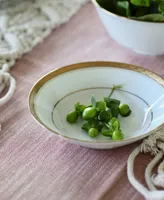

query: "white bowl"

left=29, top=62, right=164, bottom=149
left=92, top=0, right=164, bottom=55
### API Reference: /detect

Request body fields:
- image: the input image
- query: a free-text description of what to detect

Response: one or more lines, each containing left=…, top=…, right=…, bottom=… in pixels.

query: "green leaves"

left=98, top=110, right=111, bottom=122
left=81, top=119, right=103, bottom=132
left=132, top=13, right=164, bottom=21
left=135, top=7, right=149, bottom=17
left=104, top=98, right=120, bottom=118
left=112, top=120, right=120, bottom=131
left=116, top=1, right=131, bottom=17
left=92, top=96, right=107, bottom=112
left=91, top=94, right=97, bottom=108
left=130, top=0, right=150, bottom=7
left=101, top=117, right=121, bottom=137
left=96, top=0, right=164, bottom=22
left=153, top=0, right=164, bottom=4
left=96, top=0, right=117, bottom=14
left=81, top=122, right=91, bottom=132
left=105, top=98, right=120, bottom=107
left=104, top=122, right=113, bottom=130
left=88, top=119, right=103, bottom=131
left=67, top=82, right=131, bottom=141
left=159, top=2, right=164, bottom=14
left=96, top=101, right=106, bottom=112
left=75, top=102, right=86, bottom=115
left=101, top=129, right=113, bottom=137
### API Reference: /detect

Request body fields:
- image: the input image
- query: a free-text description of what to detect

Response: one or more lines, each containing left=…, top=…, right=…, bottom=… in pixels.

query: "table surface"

left=1, top=2, right=164, bottom=200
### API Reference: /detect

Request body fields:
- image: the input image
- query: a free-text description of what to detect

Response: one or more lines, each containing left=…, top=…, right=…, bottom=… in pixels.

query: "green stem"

left=108, top=84, right=124, bottom=98
left=108, top=88, right=115, bottom=98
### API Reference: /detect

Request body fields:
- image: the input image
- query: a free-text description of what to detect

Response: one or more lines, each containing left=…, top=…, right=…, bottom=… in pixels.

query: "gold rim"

left=29, top=61, right=164, bottom=144
left=91, top=0, right=164, bottom=24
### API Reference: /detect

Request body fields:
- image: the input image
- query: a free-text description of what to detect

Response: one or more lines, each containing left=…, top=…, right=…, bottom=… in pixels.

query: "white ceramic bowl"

left=92, top=0, right=164, bottom=55
left=29, top=62, right=164, bottom=149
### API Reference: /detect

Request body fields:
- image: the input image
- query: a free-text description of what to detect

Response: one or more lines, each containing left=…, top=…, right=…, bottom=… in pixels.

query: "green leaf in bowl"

left=116, top=1, right=131, bottom=17
left=148, top=0, right=160, bottom=14
left=158, top=2, right=164, bottom=14
left=91, top=94, right=97, bottom=108
left=153, top=0, right=164, bottom=3
left=131, top=0, right=150, bottom=7
left=131, top=13, right=164, bottom=21
left=135, top=7, right=149, bottom=16
left=96, top=0, right=117, bottom=13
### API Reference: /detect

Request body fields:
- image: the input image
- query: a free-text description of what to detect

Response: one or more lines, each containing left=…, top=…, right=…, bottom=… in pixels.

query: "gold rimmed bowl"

left=29, top=62, right=164, bottom=149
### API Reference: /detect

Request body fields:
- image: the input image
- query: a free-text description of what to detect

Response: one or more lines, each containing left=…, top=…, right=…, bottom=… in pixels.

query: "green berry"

left=66, top=111, right=78, bottom=123
left=75, top=102, right=86, bottom=115
left=88, top=128, right=99, bottom=138
left=112, top=130, right=124, bottom=141
left=119, top=104, right=130, bottom=116
left=82, top=107, right=97, bottom=120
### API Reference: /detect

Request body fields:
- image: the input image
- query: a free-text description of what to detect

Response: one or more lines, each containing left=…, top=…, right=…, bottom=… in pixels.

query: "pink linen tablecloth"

left=0, top=2, right=164, bottom=200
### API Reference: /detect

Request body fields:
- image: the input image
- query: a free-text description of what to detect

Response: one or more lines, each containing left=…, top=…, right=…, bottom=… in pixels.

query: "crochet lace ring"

left=0, top=62, right=16, bottom=106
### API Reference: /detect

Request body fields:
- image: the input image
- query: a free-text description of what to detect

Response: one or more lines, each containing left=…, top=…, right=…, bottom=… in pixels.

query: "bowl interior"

left=30, top=62, right=164, bottom=143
